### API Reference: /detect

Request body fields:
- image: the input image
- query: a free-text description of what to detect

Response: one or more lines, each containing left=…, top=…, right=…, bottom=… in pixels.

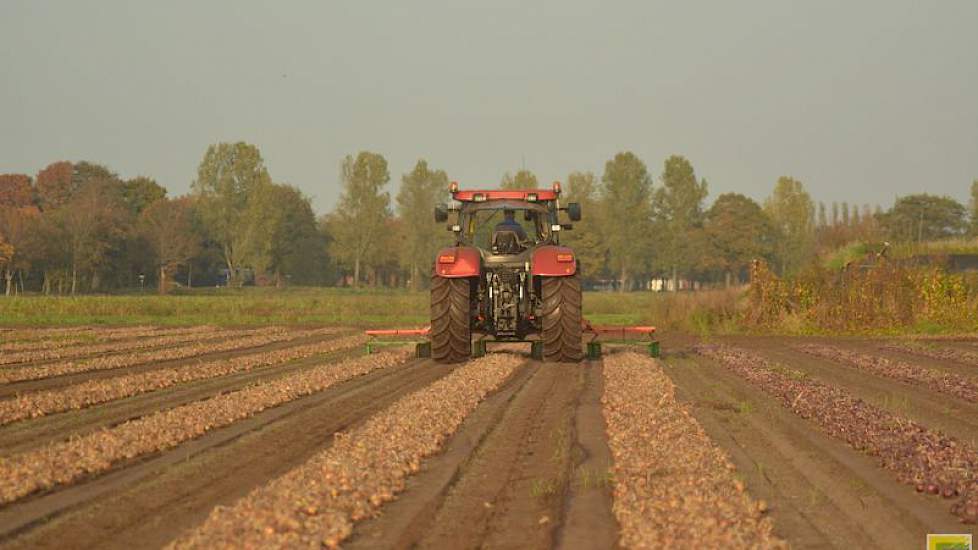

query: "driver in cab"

left=492, top=209, right=529, bottom=254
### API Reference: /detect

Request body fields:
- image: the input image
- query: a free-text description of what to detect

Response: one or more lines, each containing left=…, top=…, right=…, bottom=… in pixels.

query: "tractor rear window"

left=463, top=208, right=550, bottom=250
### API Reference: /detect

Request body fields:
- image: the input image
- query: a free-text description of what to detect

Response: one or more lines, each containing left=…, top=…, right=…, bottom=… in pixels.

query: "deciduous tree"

left=191, top=142, right=272, bottom=284
left=879, top=194, right=968, bottom=242
left=35, top=161, right=74, bottom=210
left=704, top=193, right=775, bottom=285
left=139, top=197, right=200, bottom=293
left=652, top=155, right=709, bottom=287
left=396, top=160, right=450, bottom=289
left=0, top=174, right=34, bottom=208
left=560, top=171, right=606, bottom=282
left=600, top=152, right=653, bottom=291
left=124, top=176, right=167, bottom=214
left=328, top=151, right=391, bottom=287
left=500, top=169, right=538, bottom=189
left=765, top=177, right=815, bottom=276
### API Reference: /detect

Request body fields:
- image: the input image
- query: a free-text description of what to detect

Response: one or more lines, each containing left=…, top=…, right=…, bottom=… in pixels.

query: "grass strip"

left=0, top=348, right=411, bottom=505
left=169, top=352, right=524, bottom=549
left=602, top=351, right=785, bottom=549
left=0, top=334, right=367, bottom=426
left=697, top=344, right=978, bottom=524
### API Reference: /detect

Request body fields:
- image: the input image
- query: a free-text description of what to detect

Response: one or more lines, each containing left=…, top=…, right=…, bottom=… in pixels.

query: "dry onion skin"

left=798, top=344, right=978, bottom=402
left=602, top=351, right=786, bottom=549
left=880, top=342, right=978, bottom=367
left=0, top=348, right=411, bottom=505
left=0, top=326, right=160, bottom=344
left=0, top=325, right=215, bottom=355
left=0, top=334, right=367, bottom=426
left=169, top=352, right=524, bottom=550
left=0, top=327, right=339, bottom=384
left=697, top=344, right=978, bottom=524
left=0, top=326, right=263, bottom=365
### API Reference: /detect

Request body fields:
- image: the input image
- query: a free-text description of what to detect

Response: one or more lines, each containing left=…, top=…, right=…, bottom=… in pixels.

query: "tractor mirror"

left=434, top=203, right=449, bottom=222
left=567, top=202, right=582, bottom=221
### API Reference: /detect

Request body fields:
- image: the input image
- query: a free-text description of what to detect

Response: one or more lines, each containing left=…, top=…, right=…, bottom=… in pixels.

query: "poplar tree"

left=601, top=152, right=653, bottom=291
left=328, top=151, right=391, bottom=287
left=396, top=159, right=449, bottom=290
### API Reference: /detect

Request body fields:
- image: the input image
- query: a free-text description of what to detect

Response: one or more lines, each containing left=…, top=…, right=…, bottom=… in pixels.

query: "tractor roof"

left=450, top=188, right=559, bottom=203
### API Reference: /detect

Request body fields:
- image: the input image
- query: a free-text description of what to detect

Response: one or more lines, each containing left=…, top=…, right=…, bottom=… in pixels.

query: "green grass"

left=0, top=286, right=743, bottom=333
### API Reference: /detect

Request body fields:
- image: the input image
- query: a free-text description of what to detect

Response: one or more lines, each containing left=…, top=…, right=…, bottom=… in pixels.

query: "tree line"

left=1, top=142, right=976, bottom=294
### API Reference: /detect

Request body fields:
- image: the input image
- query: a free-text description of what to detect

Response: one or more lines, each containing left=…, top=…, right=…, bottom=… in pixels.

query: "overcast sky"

left=2, top=1, right=976, bottom=214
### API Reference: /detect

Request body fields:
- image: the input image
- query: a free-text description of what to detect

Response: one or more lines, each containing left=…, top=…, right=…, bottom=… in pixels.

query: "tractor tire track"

left=348, top=360, right=602, bottom=550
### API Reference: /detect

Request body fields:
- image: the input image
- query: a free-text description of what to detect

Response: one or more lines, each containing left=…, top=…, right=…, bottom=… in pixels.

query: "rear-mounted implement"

left=582, top=322, right=659, bottom=359
left=364, top=327, right=432, bottom=358
left=364, top=321, right=659, bottom=360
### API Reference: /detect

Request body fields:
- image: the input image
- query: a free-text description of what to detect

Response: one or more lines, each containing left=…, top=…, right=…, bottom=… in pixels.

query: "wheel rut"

left=349, top=360, right=607, bottom=550
left=0, top=358, right=450, bottom=549
left=665, top=352, right=965, bottom=549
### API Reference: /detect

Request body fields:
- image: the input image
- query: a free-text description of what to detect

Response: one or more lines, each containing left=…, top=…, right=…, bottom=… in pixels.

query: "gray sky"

left=2, top=1, right=976, bottom=214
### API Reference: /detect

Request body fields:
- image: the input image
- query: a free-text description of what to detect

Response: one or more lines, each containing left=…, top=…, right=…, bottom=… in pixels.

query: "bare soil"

left=0, top=329, right=975, bottom=549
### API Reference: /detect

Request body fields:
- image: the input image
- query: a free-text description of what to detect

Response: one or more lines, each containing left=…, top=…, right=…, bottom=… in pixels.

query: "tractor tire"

left=431, top=276, right=473, bottom=363
left=540, top=274, right=583, bottom=362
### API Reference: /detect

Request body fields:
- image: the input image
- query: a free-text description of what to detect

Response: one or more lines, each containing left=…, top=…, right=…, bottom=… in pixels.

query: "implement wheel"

left=431, top=276, right=473, bottom=363
left=540, top=274, right=583, bottom=362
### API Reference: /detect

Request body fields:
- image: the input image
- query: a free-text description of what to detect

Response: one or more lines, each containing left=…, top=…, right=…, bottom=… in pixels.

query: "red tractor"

left=430, top=182, right=584, bottom=363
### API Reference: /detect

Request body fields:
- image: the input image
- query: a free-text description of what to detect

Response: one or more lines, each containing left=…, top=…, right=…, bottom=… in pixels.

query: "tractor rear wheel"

left=431, top=276, right=473, bottom=363
left=540, top=274, right=583, bottom=362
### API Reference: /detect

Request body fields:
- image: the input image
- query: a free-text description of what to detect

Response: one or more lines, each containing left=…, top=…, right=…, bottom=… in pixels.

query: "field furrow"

left=0, top=348, right=412, bottom=506
left=0, top=326, right=213, bottom=355
left=798, top=344, right=978, bottom=403
left=0, top=334, right=367, bottom=426
left=170, top=352, right=524, bottom=549
left=0, top=327, right=334, bottom=384
left=881, top=343, right=978, bottom=367
left=0, top=326, right=161, bottom=345
left=0, top=327, right=260, bottom=365
left=602, top=351, right=785, bottom=548
left=697, top=344, right=978, bottom=524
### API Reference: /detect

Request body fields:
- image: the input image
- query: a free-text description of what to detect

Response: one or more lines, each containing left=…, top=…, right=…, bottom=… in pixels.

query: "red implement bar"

left=582, top=319, right=656, bottom=340
left=365, top=327, right=430, bottom=337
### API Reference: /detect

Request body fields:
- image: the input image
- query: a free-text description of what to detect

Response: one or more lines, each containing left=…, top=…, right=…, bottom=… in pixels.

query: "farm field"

left=0, top=326, right=976, bottom=548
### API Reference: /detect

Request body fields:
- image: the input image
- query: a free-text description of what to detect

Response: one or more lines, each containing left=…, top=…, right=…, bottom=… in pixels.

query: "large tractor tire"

left=431, top=276, right=473, bottom=363
left=540, top=274, right=583, bottom=362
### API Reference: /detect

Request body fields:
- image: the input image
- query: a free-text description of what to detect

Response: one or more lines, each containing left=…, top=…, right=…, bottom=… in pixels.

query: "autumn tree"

left=396, top=159, right=450, bottom=289
left=55, top=180, right=131, bottom=293
left=0, top=174, right=34, bottom=208
left=123, top=176, right=167, bottom=214
left=560, top=171, right=606, bottom=282
left=652, top=155, right=709, bottom=287
left=191, top=142, right=272, bottom=284
left=328, top=151, right=391, bottom=287
left=765, top=176, right=815, bottom=275
left=704, top=193, right=775, bottom=285
left=500, top=169, right=538, bottom=189
left=601, top=152, right=653, bottom=291
left=879, top=194, right=968, bottom=242
left=139, top=197, right=200, bottom=293
left=35, top=161, right=75, bottom=210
